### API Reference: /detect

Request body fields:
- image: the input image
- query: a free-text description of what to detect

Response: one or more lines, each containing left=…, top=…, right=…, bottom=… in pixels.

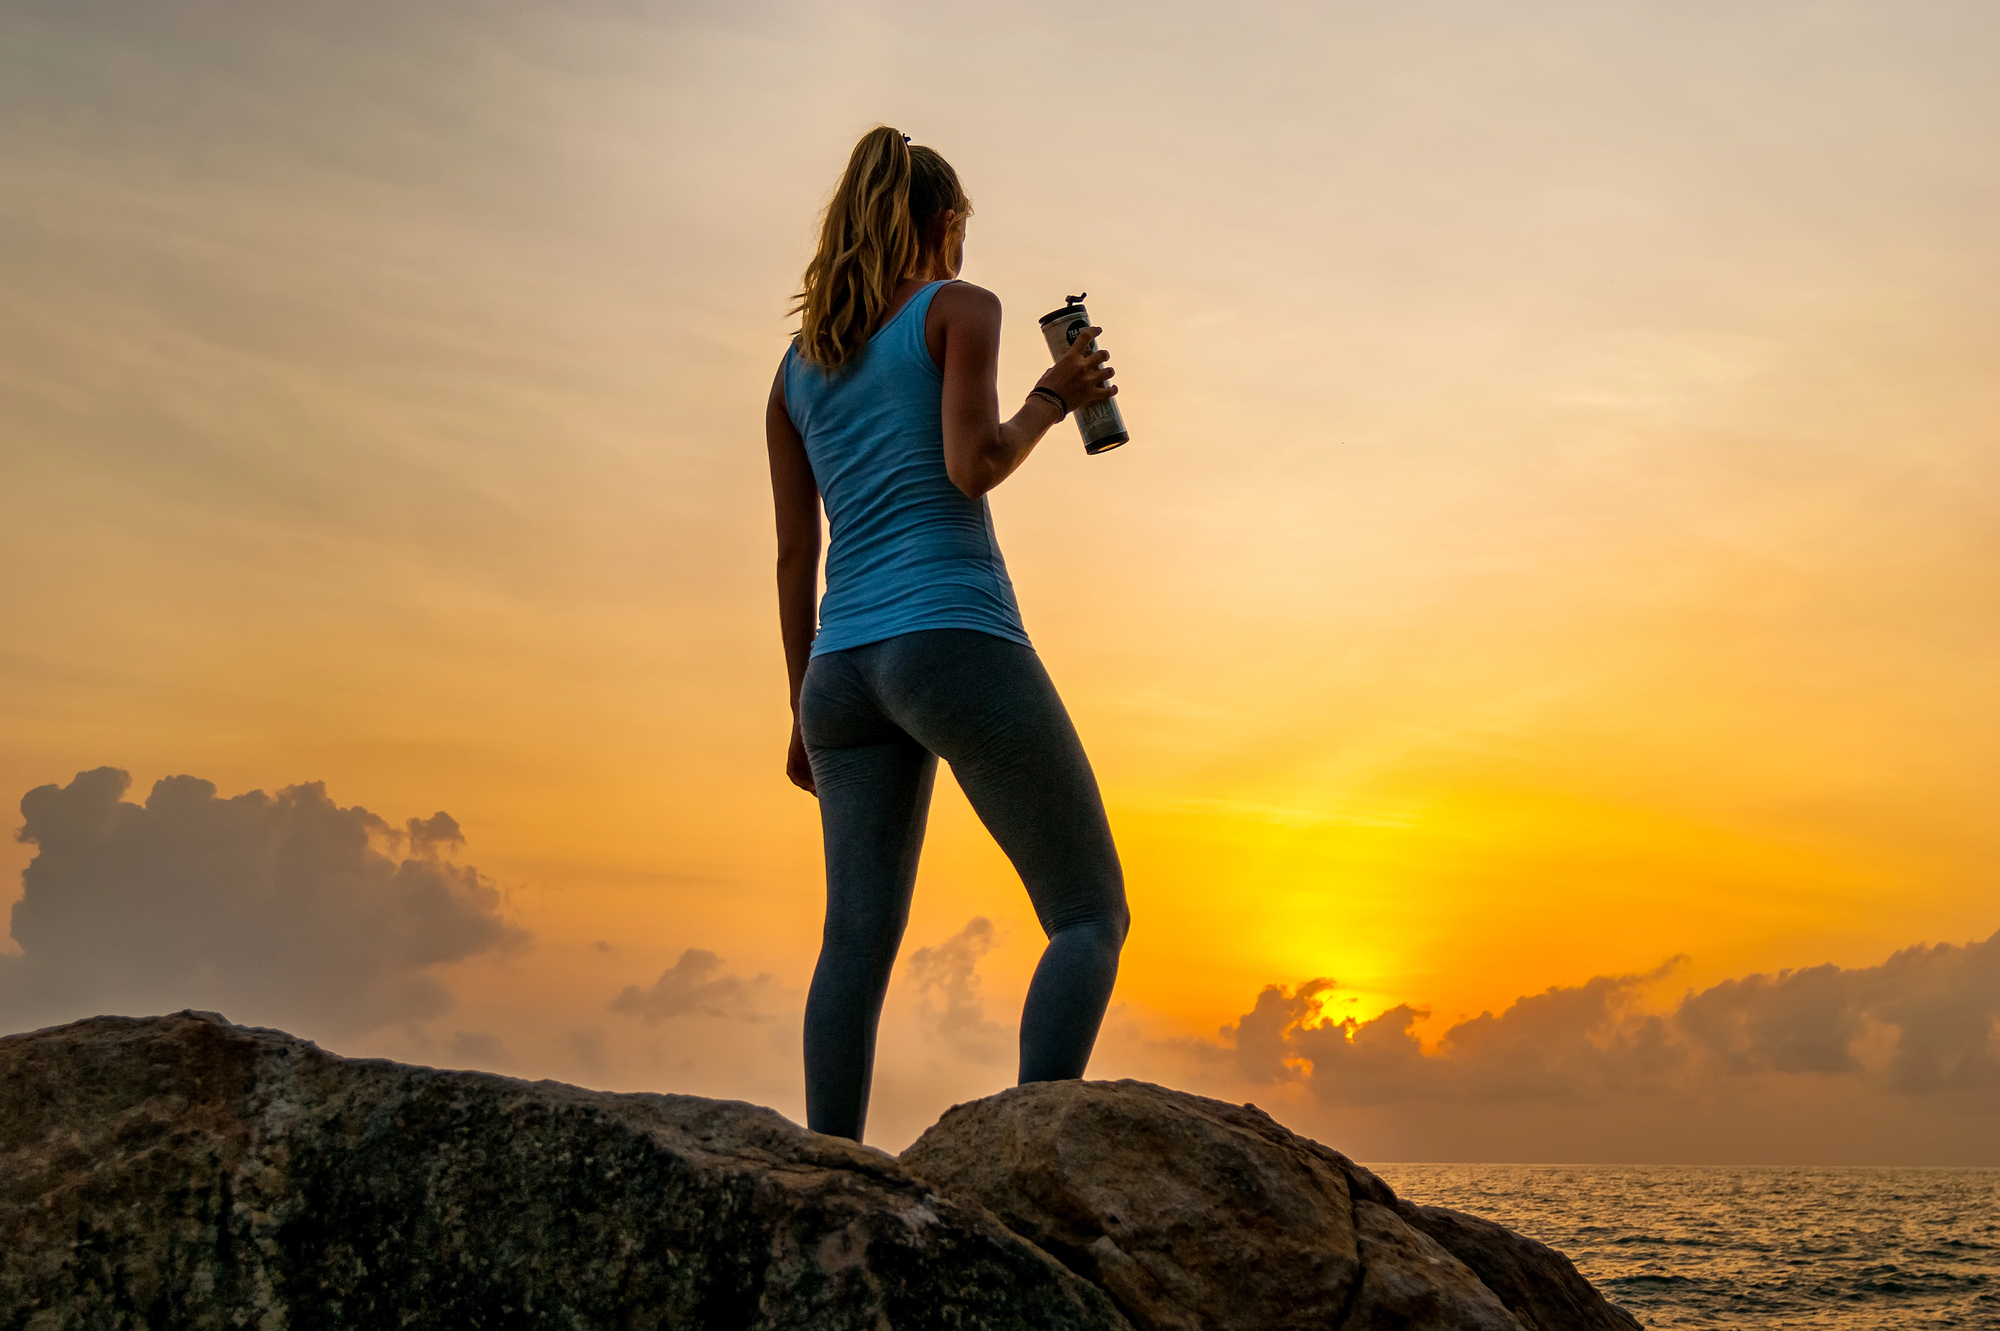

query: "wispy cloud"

left=609, top=948, right=774, bottom=1023
left=906, top=917, right=1009, bottom=1066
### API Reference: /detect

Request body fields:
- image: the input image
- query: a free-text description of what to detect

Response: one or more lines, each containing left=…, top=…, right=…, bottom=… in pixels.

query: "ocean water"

left=1370, top=1165, right=2000, bottom=1329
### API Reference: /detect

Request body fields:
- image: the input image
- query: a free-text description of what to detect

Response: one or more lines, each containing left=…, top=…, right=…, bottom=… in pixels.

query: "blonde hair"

left=792, top=126, right=970, bottom=370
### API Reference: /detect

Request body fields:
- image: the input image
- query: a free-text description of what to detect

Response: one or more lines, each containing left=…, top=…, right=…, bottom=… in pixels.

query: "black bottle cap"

left=1038, top=292, right=1089, bottom=326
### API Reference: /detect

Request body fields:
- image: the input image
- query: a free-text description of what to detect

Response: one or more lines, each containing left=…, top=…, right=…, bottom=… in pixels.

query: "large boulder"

left=1392, top=1202, right=1644, bottom=1331
left=3, top=1014, right=1642, bottom=1330
left=906, top=1079, right=1365, bottom=1330
left=901, top=1080, right=1642, bottom=1331
left=0, top=1012, right=1132, bottom=1330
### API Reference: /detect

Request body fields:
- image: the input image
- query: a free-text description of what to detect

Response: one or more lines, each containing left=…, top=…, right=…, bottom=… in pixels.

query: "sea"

left=1370, top=1165, right=2000, bottom=1329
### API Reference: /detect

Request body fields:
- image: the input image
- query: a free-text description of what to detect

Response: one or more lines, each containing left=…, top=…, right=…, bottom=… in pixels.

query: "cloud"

left=609, top=948, right=773, bottom=1023
left=564, top=1026, right=608, bottom=1077
left=448, top=1029, right=506, bottom=1066
left=3, top=767, right=524, bottom=1038
left=404, top=811, right=465, bottom=858
left=905, top=917, right=1008, bottom=1066
left=1678, top=937, right=2000, bottom=1093
left=1221, top=931, right=2000, bottom=1107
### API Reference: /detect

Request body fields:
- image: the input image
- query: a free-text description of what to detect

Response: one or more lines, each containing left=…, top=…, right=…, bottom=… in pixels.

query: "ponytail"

left=792, top=126, right=970, bottom=369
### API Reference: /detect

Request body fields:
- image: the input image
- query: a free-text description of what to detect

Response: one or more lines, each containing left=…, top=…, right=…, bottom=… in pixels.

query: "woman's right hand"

left=1037, top=326, right=1117, bottom=412
left=787, top=718, right=817, bottom=796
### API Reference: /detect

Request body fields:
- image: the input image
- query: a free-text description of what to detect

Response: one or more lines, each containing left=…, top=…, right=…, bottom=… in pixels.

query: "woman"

left=767, top=126, right=1130, bottom=1142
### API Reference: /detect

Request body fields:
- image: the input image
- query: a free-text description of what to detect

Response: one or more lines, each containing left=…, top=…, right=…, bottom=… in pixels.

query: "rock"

left=0, top=1011, right=1132, bottom=1330
left=4, top=1016, right=1642, bottom=1330
left=1348, top=1199, right=1523, bottom=1329
left=902, top=1079, right=1643, bottom=1331
left=900, top=1080, right=1362, bottom=1330
left=1393, top=1203, right=1644, bottom=1331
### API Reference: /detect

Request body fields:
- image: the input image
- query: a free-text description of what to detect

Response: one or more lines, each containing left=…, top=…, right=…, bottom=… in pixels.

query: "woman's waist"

left=817, top=573, right=1023, bottom=631
left=824, top=538, right=1010, bottom=587
left=826, top=506, right=995, bottom=556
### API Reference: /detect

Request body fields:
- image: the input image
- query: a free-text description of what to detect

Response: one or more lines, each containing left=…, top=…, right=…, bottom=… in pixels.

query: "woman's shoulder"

left=930, top=280, right=1001, bottom=323
left=779, top=334, right=813, bottom=378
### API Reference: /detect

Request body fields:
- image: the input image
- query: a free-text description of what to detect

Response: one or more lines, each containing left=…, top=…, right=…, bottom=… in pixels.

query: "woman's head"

left=793, top=126, right=971, bottom=369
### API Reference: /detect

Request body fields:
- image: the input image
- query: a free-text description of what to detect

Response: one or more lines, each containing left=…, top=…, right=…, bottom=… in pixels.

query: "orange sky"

left=3, top=1, right=1997, bottom=1161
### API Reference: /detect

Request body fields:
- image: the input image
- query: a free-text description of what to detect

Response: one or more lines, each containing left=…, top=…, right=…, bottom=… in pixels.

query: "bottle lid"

left=1038, top=293, right=1089, bottom=326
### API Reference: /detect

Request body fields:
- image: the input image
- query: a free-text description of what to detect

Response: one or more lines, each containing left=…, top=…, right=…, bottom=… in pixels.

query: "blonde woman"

left=767, top=127, right=1128, bottom=1141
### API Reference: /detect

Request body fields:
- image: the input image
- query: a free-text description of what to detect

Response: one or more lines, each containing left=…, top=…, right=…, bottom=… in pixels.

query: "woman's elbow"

left=946, top=459, right=992, bottom=500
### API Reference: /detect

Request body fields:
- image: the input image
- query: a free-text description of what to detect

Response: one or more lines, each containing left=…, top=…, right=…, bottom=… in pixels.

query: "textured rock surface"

left=4, top=1015, right=1643, bottom=1330
left=1348, top=1198, right=1523, bottom=1329
left=900, top=1079, right=1362, bottom=1330
left=0, top=1012, right=1132, bottom=1330
left=902, top=1079, right=1644, bottom=1331
left=1395, top=1202, right=1645, bottom=1331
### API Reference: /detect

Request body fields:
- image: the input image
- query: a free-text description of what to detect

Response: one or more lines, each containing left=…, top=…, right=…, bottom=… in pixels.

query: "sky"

left=2, top=0, right=1996, bottom=1163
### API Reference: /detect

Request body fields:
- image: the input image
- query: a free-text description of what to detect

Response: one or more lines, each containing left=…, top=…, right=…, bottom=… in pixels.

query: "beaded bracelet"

left=1029, top=385, right=1069, bottom=417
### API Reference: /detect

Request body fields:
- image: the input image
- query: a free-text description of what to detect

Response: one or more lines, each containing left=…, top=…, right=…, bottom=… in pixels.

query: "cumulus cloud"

left=609, top=948, right=773, bottom=1022
left=1679, top=937, right=2000, bottom=1092
left=1222, top=931, right=2000, bottom=1106
left=403, top=811, right=465, bottom=858
left=3, top=767, right=524, bottom=1038
left=906, top=917, right=1009, bottom=1066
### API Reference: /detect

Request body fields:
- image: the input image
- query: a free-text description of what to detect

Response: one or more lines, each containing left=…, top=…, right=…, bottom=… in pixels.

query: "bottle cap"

left=1037, top=293, right=1089, bottom=326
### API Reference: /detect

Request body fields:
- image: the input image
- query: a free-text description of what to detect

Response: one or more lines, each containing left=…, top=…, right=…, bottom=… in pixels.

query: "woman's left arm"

left=936, top=282, right=1115, bottom=499
left=767, top=364, right=822, bottom=795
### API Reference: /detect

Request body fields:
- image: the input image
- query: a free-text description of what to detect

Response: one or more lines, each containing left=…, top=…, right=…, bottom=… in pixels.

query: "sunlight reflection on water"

left=1371, top=1164, right=2000, bottom=1329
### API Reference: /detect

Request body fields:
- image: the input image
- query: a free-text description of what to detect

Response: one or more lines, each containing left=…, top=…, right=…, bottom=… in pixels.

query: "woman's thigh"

left=801, top=649, right=939, bottom=943
left=866, top=630, right=1126, bottom=936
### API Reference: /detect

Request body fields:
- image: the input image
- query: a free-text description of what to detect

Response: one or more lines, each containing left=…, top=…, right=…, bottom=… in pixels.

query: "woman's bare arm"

left=934, top=282, right=1117, bottom=499
left=767, top=363, right=821, bottom=794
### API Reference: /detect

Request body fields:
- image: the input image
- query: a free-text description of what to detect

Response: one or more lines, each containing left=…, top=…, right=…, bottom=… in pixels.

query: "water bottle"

left=1038, top=294, right=1129, bottom=455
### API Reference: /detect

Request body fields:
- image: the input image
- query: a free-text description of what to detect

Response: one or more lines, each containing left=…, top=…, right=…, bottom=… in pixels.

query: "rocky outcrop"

left=901, top=1080, right=1642, bottom=1331
left=1347, top=1197, right=1522, bottom=1330
left=2, top=1013, right=1641, bottom=1329
left=0, top=1012, right=1130, bottom=1330
left=906, top=1080, right=1366, bottom=1330
left=1393, top=1201, right=1644, bottom=1331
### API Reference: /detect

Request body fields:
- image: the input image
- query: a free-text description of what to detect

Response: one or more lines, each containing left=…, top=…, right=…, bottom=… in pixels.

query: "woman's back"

left=783, top=278, right=1028, bottom=657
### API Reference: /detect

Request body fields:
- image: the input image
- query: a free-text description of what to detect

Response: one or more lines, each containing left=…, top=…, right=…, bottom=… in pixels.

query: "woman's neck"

left=907, top=251, right=956, bottom=285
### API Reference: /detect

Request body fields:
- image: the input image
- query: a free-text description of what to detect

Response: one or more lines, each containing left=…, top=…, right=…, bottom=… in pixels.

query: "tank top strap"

left=892, top=279, right=953, bottom=376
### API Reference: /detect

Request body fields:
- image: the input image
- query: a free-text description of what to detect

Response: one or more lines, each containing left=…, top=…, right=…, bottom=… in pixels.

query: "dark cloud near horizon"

left=1227, top=931, right=2000, bottom=1105
left=3, top=767, right=523, bottom=1038
left=609, top=948, right=773, bottom=1023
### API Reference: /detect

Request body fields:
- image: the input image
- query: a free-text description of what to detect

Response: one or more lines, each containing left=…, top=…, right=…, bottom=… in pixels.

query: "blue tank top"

left=783, top=279, right=1031, bottom=658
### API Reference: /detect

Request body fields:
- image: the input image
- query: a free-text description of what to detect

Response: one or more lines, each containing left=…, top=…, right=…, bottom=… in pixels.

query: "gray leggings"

left=799, top=628, right=1129, bottom=1141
